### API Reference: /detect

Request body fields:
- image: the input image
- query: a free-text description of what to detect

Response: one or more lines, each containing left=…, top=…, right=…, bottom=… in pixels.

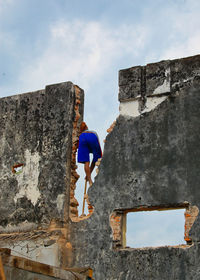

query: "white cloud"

left=0, top=0, right=13, bottom=13
left=18, top=20, right=148, bottom=92
left=1, top=0, right=200, bottom=97
left=159, top=0, right=200, bottom=60
left=161, top=34, right=200, bottom=61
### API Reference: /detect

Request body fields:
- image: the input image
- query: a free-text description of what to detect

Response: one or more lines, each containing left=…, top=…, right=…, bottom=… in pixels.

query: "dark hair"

left=80, top=122, right=88, bottom=133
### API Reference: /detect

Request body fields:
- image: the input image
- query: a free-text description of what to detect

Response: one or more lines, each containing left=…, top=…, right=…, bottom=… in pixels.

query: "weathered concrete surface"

left=0, top=82, right=84, bottom=230
left=1, top=55, right=200, bottom=279
left=0, top=82, right=84, bottom=268
left=1, top=248, right=89, bottom=280
left=68, top=55, right=200, bottom=279
left=119, top=55, right=200, bottom=101
left=4, top=267, right=63, bottom=280
left=119, top=66, right=142, bottom=100
left=4, top=265, right=79, bottom=280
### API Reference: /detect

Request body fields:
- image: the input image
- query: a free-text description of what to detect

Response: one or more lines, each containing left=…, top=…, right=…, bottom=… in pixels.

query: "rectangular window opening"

left=110, top=205, right=199, bottom=250
left=126, top=209, right=186, bottom=248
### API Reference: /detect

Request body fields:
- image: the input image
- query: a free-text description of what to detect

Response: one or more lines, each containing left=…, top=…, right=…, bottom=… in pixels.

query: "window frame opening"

left=110, top=203, right=199, bottom=250
left=11, top=163, right=24, bottom=174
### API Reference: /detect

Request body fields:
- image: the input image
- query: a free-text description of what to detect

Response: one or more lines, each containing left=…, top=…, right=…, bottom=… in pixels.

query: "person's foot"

left=89, top=179, right=93, bottom=187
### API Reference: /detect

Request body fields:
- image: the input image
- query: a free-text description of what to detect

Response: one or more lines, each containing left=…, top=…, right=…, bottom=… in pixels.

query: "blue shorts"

left=78, top=132, right=102, bottom=163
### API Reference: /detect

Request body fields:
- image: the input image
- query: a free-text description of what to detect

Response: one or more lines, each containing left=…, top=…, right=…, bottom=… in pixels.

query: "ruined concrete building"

left=0, top=54, right=200, bottom=279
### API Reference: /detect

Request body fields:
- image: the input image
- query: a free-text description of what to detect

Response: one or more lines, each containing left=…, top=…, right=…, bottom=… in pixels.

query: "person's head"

left=80, top=121, right=88, bottom=133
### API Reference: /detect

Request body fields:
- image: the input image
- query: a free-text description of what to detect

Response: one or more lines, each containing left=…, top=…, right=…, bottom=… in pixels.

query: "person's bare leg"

left=90, top=161, right=95, bottom=175
left=84, top=162, right=93, bottom=186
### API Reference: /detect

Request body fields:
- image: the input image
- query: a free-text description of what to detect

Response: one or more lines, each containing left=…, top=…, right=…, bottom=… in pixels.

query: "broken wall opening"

left=72, top=118, right=115, bottom=219
left=110, top=205, right=199, bottom=249
left=75, top=156, right=101, bottom=217
left=75, top=162, right=92, bottom=216
left=71, top=116, right=115, bottom=220
left=127, top=209, right=186, bottom=248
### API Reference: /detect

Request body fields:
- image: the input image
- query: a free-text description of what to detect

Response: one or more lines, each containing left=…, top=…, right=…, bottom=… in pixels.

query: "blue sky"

left=0, top=0, right=199, bottom=247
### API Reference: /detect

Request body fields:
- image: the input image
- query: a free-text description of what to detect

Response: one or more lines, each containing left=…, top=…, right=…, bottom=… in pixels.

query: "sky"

left=0, top=0, right=199, bottom=247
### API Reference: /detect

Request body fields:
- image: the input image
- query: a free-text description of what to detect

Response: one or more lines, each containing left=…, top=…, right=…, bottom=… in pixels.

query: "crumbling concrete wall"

left=1, top=55, right=200, bottom=279
left=68, top=55, right=200, bottom=279
left=0, top=82, right=84, bottom=267
left=0, top=248, right=89, bottom=280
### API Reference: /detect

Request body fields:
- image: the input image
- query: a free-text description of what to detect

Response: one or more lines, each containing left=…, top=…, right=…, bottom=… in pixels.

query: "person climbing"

left=78, top=122, right=102, bottom=186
